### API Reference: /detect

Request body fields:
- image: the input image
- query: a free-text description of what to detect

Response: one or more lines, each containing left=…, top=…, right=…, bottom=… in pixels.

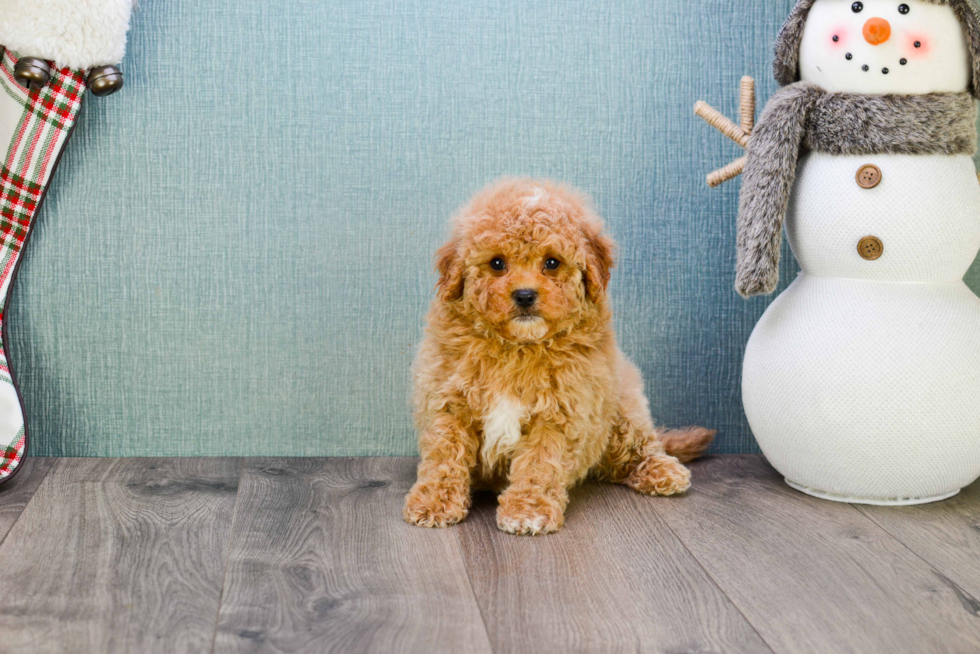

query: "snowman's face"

left=799, top=0, right=971, bottom=94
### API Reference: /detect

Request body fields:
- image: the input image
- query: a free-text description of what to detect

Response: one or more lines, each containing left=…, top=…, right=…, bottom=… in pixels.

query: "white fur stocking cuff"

left=0, top=0, right=135, bottom=70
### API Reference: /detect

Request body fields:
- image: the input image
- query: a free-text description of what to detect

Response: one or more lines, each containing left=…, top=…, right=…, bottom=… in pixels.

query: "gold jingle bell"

left=13, top=57, right=51, bottom=92
left=87, top=65, right=124, bottom=97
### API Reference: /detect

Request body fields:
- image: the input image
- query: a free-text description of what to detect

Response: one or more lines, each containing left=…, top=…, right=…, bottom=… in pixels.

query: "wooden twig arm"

left=707, top=156, right=746, bottom=188
left=740, top=76, right=755, bottom=133
left=695, top=76, right=756, bottom=188
left=694, top=101, right=750, bottom=149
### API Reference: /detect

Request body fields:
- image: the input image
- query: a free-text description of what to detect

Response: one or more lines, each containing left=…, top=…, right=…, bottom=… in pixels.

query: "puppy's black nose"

left=512, top=289, right=538, bottom=308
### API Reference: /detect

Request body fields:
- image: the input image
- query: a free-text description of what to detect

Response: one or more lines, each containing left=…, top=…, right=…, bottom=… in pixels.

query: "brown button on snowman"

left=699, top=0, right=980, bottom=504
left=855, top=164, right=882, bottom=188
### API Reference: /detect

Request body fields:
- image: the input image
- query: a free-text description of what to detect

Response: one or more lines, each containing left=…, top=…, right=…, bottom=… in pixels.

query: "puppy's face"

left=436, top=181, right=614, bottom=343
left=463, top=235, right=584, bottom=342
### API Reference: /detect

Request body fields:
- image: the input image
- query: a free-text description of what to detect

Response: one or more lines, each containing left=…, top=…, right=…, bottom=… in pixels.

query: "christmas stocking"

left=0, top=0, right=134, bottom=484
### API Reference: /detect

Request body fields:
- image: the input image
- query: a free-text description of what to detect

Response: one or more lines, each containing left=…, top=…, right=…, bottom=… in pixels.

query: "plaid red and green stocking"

left=0, top=49, right=85, bottom=484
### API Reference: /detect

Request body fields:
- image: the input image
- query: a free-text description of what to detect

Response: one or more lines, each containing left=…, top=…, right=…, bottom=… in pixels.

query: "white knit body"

left=742, top=152, right=980, bottom=503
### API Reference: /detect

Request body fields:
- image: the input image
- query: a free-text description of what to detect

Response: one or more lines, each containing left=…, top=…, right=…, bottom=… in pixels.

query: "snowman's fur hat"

left=774, top=0, right=980, bottom=97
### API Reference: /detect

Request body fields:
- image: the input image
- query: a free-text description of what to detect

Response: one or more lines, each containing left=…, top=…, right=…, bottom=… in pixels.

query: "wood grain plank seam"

left=848, top=503, right=980, bottom=617
left=452, top=527, right=496, bottom=652
left=647, top=494, right=779, bottom=654
left=208, top=457, right=247, bottom=654
left=0, top=458, right=59, bottom=548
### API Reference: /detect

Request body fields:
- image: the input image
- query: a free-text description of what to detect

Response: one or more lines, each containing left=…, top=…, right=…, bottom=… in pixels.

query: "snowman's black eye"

left=898, top=4, right=910, bottom=14
left=490, top=257, right=506, bottom=271
left=846, top=53, right=853, bottom=60
left=852, top=2, right=864, bottom=12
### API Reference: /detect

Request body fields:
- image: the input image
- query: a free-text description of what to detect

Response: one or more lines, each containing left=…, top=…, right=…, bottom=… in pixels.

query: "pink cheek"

left=829, top=27, right=849, bottom=48
left=905, top=34, right=931, bottom=59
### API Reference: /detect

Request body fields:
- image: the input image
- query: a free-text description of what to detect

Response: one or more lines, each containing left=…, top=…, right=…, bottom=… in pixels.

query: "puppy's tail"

left=660, top=427, right=715, bottom=463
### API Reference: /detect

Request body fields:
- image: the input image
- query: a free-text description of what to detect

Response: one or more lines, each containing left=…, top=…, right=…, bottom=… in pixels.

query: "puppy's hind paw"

left=403, top=483, right=469, bottom=528
left=625, top=453, right=692, bottom=496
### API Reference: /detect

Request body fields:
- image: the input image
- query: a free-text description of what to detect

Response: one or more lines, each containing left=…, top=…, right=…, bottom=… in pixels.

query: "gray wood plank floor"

left=0, top=458, right=241, bottom=654
left=0, top=455, right=977, bottom=654
left=0, top=456, right=54, bottom=545
left=213, top=458, right=492, bottom=654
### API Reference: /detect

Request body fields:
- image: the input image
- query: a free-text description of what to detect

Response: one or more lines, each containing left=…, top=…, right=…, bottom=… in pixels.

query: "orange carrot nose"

left=863, top=17, right=891, bottom=45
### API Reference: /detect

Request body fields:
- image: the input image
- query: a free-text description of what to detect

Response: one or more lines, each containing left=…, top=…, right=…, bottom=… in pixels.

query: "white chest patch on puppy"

left=481, top=397, right=525, bottom=467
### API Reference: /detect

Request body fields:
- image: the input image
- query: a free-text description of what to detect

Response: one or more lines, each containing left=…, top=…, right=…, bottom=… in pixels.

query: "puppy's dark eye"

left=852, top=1, right=863, bottom=12
left=490, top=257, right=506, bottom=271
left=898, top=3, right=909, bottom=14
left=544, top=258, right=561, bottom=270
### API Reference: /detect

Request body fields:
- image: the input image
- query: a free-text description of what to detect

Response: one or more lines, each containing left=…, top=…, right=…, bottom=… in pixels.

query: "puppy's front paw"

left=496, top=492, right=564, bottom=536
left=626, top=453, right=692, bottom=496
left=403, top=481, right=469, bottom=528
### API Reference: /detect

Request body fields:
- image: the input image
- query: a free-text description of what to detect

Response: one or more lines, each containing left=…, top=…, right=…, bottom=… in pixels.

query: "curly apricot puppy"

left=404, top=179, right=714, bottom=535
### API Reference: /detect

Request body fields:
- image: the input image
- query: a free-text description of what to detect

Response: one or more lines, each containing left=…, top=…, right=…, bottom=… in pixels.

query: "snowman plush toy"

left=707, top=0, right=980, bottom=504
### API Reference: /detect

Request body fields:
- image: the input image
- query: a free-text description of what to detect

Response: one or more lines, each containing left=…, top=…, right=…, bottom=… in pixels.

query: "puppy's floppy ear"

left=582, top=222, right=615, bottom=302
left=435, top=236, right=465, bottom=302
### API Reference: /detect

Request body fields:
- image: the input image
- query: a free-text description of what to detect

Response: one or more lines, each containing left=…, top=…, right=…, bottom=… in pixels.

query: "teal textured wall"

left=11, top=0, right=980, bottom=457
